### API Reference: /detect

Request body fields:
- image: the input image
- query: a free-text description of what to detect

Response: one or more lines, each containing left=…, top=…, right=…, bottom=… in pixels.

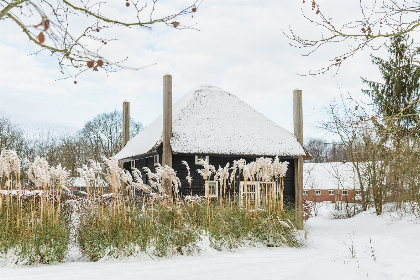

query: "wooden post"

left=122, top=101, right=130, bottom=147
left=293, top=89, right=304, bottom=230
left=163, top=74, right=173, bottom=199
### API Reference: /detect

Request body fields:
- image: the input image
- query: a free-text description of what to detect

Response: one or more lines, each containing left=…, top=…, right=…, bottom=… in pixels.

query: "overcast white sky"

left=1, top=0, right=413, bottom=141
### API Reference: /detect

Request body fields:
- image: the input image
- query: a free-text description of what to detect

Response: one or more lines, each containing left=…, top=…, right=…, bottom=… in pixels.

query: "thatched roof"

left=116, top=85, right=305, bottom=160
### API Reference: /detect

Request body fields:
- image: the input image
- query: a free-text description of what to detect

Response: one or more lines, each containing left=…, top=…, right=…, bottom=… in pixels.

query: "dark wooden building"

left=115, top=85, right=306, bottom=206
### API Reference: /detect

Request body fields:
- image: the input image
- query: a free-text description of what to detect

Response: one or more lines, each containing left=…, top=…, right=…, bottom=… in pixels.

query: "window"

left=195, top=155, right=209, bottom=165
left=130, top=160, right=136, bottom=169
left=328, top=190, right=334, bottom=195
left=315, top=190, right=321, bottom=195
left=239, top=181, right=258, bottom=203
left=356, top=190, right=361, bottom=195
left=205, top=181, right=218, bottom=198
left=303, top=190, right=308, bottom=195
left=153, top=154, right=159, bottom=166
left=342, top=190, right=348, bottom=195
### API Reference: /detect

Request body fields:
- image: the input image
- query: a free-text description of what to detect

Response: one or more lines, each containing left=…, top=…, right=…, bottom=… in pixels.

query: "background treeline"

left=0, top=110, right=143, bottom=177
left=304, top=138, right=349, bottom=163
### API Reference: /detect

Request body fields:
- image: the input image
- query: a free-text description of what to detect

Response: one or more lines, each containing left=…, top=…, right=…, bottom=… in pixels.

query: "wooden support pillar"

left=293, top=89, right=304, bottom=230
left=122, top=101, right=130, bottom=148
left=162, top=75, right=173, bottom=168
left=163, top=74, right=173, bottom=199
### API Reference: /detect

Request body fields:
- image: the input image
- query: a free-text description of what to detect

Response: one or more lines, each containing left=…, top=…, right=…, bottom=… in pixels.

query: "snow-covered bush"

left=331, top=201, right=364, bottom=219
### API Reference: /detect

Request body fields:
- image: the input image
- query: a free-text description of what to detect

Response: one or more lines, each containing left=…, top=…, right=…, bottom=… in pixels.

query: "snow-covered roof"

left=304, top=162, right=361, bottom=190
left=116, top=85, right=305, bottom=160
left=68, top=177, right=87, bottom=188
left=68, top=177, right=109, bottom=188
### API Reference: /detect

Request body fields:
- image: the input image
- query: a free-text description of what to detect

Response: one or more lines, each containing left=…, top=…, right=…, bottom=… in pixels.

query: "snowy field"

left=1, top=203, right=420, bottom=280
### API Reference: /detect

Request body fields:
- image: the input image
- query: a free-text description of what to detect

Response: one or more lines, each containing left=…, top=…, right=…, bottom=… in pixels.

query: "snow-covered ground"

left=1, top=203, right=420, bottom=280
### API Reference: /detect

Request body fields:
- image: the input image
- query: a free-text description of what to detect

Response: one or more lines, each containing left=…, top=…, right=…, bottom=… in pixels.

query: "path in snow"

left=1, top=205, right=420, bottom=280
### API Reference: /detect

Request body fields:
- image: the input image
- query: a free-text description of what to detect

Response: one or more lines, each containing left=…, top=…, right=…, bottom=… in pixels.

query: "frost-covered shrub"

left=331, top=201, right=364, bottom=219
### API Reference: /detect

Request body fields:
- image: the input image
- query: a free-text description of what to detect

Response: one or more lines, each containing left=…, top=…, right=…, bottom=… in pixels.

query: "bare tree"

left=322, top=93, right=420, bottom=215
left=305, top=137, right=349, bottom=163
left=78, top=110, right=142, bottom=162
left=1, top=0, right=202, bottom=78
left=322, top=96, right=372, bottom=211
left=286, top=0, right=420, bottom=74
left=27, top=131, right=84, bottom=176
left=1, top=110, right=143, bottom=176
left=0, top=112, right=28, bottom=158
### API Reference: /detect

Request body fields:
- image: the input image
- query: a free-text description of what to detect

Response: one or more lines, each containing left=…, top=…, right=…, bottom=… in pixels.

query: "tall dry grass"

left=1, top=149, right=302, bottom=264
left=77, top=156, right=301, bottom=260
left=0, top=150, right=71, bottom=265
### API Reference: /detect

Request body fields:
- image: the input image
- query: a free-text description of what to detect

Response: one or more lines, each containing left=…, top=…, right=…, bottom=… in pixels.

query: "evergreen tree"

left=362, top=35, right=420, bottom=139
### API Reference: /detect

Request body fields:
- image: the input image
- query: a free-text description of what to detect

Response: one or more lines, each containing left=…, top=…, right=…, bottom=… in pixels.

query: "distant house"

left=115, top=85, right=306, bottom=206
left=303, top=162, right=361, bottom=203
left=68, top=177, right=109, bottom=192
left=68, top=177, right=87, bottom=190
